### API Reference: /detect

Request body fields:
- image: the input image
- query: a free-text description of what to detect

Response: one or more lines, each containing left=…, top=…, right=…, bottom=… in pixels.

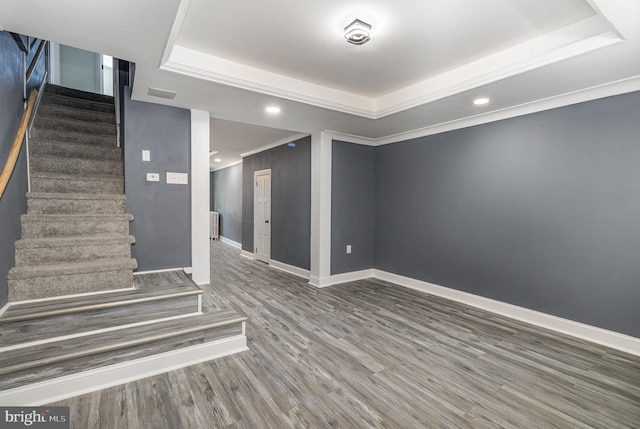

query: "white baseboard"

left=270, top=260, right=310, bottom=279
left=373, top=269, right=640, bottom=357
left=240, top=250, right=254, bottom=259
left=329, top=269, right=375, bottom=286
left=134, top=267, right=185, bottom=276
left=219, top=236, right=242, bottom=249
left=0, top=335, right=248, bottom=405
left=308, top=275, right=333, bottom=288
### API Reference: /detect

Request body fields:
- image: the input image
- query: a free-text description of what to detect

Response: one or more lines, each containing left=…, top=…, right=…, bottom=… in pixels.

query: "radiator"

left=210, top=211, right=219, bottom=240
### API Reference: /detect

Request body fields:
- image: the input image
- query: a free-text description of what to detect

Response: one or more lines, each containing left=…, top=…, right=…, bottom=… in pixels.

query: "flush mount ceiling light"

left=473, top=97, right=491, bottom=106
left=265, top=106, right=281, bottom=114
left=344, top=19, right=371, bottom=45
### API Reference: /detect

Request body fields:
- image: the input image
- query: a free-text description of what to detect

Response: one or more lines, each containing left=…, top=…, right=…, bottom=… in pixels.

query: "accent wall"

left=242, top=136, right=311, bottom=270
left=123, top=87, right=192, bottom=271
left=212, top=163, right=243, bottom=243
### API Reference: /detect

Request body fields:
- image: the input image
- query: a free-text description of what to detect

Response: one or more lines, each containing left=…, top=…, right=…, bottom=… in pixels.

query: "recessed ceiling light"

left=473, top=97, right=490, bottom=106
left=344, top=19, right=371, bottom=45
left=214, top=158, right=222, bottom=162
left=265, top=106, right=281, bottom=114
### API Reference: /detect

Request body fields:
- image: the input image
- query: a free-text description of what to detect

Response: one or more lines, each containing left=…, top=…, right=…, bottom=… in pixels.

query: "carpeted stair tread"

left=34, top=116, right=116, bottom=136
left=30, top=127, right=117, bottom=147
left=15, top=235, right=135, bottom=249
left=45, top=84, right=115, bottom=105
left=27, top=192, right=126, bottom=202
left=29, top=138, right=122, bottom=160
left=8, top=258, right=138, bottom=280
left=37, top=103, right=115, bottom=124
left=41, top=93, right=115, bottom=114
left=29, top=154, right=122, bottom=177
left=30, top=172, right=124, bottom=194
left=30, top=171, right=123, bottom=183
left=21, top=213, right=133, bottom=222
left=21, top=213, right=133, bottom=239
left=0, top=276, right=201, bottom=323
left=0, top=309, right=246, bottom=381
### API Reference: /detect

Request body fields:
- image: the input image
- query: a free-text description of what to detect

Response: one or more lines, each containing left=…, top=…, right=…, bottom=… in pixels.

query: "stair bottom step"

left=8, top=269, right=133, bottom=301
left=0, top=294, right=200, bottom=347
left=0, top=317, right=245, bottom=390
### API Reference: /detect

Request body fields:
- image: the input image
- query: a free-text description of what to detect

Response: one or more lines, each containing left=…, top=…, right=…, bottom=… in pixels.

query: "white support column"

left=190, top=109, right=210, bottom=285
left=309, top=131, right=332, bottom=287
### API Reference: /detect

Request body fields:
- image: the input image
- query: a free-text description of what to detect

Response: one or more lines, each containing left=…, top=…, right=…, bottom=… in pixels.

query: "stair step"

left=0, top=309, right=246, bottom=390
left=45, top=84, right=115, bottom=105
left=30, top=127, right=116, bottom=147
left=30, top=154, right=122, bottom=177
left=21, top=213, right=133, bottom=238
left=37, top=103, right=115, bottom=124
left=41, top=93, right=115, bottom=114
left=27, top=192, right=125, bottom=214
left=1, top=272, right=199, bottom=323
left=0, top=279, right=202, bottom=347
left=7, top=258, right=138, bottom=301
left=34, top=116, right=116, bottom=136
left=30, top=138, right=121, bottom=160
left=15, top=235, right=135, bottom=265
left=30, top=172, right=123, bottom=194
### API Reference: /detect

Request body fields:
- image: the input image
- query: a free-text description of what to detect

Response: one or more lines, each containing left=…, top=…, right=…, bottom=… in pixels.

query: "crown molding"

left=240, top=133, right=310, bottom=158
left=160, top=8, right=622, bottom=120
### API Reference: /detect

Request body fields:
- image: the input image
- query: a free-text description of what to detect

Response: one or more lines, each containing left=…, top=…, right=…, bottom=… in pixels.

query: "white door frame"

left=254, top=169, right=272, bottom=263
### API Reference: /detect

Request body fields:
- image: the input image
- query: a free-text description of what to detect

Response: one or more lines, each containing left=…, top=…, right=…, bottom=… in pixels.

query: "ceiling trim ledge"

left=240, top=133, right=311, bottom=158
left=159, top=0, right=192, bottom=68
left=373, top=74, right=640, bottom=146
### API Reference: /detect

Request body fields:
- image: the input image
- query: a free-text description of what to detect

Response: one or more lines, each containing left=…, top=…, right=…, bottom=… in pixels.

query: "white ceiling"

left=1, top=0, right=639, bottom=170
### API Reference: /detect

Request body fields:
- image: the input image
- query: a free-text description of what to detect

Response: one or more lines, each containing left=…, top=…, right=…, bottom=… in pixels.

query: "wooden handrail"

left=0, top=89, right=38, bottom=199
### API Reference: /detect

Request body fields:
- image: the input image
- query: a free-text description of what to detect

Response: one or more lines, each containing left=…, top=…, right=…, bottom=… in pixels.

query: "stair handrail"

left=0, top=88, right=37, bottom=199
left=25, top=39, right=47, bottom=85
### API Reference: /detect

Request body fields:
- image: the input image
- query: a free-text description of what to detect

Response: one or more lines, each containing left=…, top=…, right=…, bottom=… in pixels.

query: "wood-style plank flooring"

left=51, top=240, right=640, bottom=428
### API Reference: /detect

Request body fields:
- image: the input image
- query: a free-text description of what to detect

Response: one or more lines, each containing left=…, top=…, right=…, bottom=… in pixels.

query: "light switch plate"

left=166, top=172, right=188, bottom=185
left=346, top=244, right=352, bottom=254
left=142, top=150, right=150, bottom=161
left=146, top=173, right=160, bottom=182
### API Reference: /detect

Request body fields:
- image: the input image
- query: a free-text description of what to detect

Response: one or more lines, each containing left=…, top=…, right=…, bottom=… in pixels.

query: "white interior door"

left=254, top=169, right=271, bottom=263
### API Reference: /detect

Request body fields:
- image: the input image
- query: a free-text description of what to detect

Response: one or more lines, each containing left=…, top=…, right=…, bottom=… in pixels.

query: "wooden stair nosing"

left=0, top=312, right=247, bottom=376
left=0, top=290, right=201, bottom=324
left=1, top=285, right=202, bottom=323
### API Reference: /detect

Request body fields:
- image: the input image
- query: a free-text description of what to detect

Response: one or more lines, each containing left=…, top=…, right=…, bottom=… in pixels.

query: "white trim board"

left=240, top=250, right=254, bottom=259
left=219, top=236, right=242, bottom=249
left=0, top=335, right=248, bottom=406
left=270, top=260, right=310, bottom=280
left=370, top=269, right=640, bottom=357
left=133, top=267, right=185, bottom=275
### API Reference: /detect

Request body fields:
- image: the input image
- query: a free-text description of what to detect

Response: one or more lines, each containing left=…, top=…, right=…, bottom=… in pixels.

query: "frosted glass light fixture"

left=344, top=19, right=371, bottom=45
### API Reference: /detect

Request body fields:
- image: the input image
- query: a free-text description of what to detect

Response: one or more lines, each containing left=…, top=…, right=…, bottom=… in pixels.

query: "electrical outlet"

left=346, top=244, right=352, bottom=254
left=146, top=173, right=160, bottom=182
left=166, top=172, right=188, bottom=184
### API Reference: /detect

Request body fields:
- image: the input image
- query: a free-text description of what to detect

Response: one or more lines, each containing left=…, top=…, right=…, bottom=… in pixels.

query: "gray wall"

left=124, top=87, right=191, bottom=271
left=0, top=32, right=31, bottom=306
left=242, top=136, right=311, bottom=270
left=374, top=91, right=640, bottom=337
left=212, top=163, right=243, bottom=243
left=331, top=140, right=375, bottom=275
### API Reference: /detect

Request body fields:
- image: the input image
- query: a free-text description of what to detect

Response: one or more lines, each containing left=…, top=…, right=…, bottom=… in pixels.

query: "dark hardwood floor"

left=51, top=240, right=640, bottom=428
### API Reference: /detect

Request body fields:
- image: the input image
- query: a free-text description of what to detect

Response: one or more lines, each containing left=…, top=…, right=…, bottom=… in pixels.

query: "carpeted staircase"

left=0, top=84, right=248, bottom=404
left=8, top=84, right=136, bottom=301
